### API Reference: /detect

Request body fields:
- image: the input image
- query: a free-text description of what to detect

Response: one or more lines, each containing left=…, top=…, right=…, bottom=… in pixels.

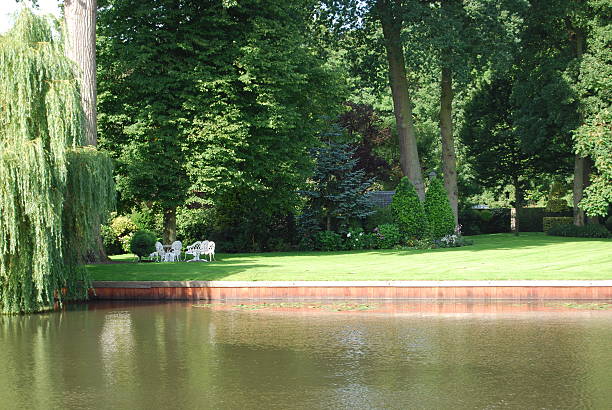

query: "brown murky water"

left=1, top=301, right=612, bottom=409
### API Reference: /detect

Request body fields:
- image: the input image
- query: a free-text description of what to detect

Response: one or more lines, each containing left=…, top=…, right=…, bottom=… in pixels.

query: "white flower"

left=347, top=232, right=351, bottom=238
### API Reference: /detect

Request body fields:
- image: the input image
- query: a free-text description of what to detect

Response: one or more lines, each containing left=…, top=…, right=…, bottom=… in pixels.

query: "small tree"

left=391, top=177, right=427, bottom=239
left=424, top=177, right=455, bottom=239
left=301, top=143, right=374, bottom=232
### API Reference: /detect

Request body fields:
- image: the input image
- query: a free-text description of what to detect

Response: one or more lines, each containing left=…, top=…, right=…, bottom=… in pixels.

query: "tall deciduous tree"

left=402, top=0, right=526, bottom=224
left=571, top=0, right=611, bottom=218
left=374, top=0, right=425, bottom=200
left=0, top=9, right=114, bottom=314
left=97, top=0, right=345, bottom=244
left=63, top=0, right=97, bottom=146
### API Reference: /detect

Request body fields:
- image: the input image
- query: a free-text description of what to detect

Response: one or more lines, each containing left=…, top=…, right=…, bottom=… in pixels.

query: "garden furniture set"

left=149, top=240, right=215, bottom=262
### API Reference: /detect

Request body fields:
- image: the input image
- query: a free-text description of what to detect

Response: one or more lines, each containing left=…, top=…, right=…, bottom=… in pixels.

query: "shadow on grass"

left=88, top=233, right=611, bottom=281
left=88, top=262, right=274, bottom=281
left=222, top=233, right=610, bottom=258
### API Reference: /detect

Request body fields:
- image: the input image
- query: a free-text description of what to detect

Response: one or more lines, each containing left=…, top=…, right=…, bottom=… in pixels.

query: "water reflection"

left=0, top=301, right=611, bottom=409
left=100, top=311, right=135, bottom=383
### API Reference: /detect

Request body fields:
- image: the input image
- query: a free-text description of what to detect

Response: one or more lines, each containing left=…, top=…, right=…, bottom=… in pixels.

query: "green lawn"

left=87, top=233, right=612, bottom=281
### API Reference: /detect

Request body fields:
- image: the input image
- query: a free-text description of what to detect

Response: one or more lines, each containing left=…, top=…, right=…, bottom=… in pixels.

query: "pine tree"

left=0, top=9, right=114, bottom=314
left=391, top=177, right=427, bottom=239
left=424, top=177, right=455, bottom=239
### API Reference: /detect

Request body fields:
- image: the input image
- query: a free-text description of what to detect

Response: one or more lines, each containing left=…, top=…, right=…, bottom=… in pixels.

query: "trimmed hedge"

left=424, top=177, right=455, bottom=239
left=517, top=207, right=544, bottom=232
left=547, top=224, right=611, bottom=238
left=543, top=217, right=573, bottom=232
left=459, top=208, right=511, bottom=235
left=391, top=177, right=427, bottom=239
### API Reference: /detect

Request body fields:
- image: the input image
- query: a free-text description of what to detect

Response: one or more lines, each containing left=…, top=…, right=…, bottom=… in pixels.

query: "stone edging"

left=91, top=280, right=612, bottom=288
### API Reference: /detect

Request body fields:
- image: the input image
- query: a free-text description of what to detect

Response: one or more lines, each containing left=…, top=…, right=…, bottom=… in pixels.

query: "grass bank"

left=87, top=233, right=612, bottom=281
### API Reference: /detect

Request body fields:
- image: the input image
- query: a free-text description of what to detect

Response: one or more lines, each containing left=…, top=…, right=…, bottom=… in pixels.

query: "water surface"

left=1, top=301, right=612, bottom=409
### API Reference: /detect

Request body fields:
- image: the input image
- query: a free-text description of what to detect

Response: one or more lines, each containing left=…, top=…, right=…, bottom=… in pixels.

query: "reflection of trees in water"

left=1, top=303, right=612, bottom=409
left=100, top=311, right=135, bottom=382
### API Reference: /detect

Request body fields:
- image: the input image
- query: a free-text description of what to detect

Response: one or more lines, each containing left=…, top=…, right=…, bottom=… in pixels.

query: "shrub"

left=130, top=230, right=157, bottom=260
left=543, top=217, right=573, bottom=232
left=374, top=224, right=403, bottom=249
left=101, top=214, right=139, bottom=254
left=101, top=224, right=123, bottom=255
left=547, top=224, right=611, bottom=238
left=424, top=177, right=455, bottom=239
left=344, top=228, right=368, bottom=250
left=605, top=216, right=612, bottom=232
left=391, top=177, right=427, bottom=239
left=315, top=231, right=343, bottom=251
left=458, top=208, right=511, bottom=235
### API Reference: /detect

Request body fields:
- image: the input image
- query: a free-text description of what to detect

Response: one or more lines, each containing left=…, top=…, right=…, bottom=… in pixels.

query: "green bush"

left=424, top=177, right=455, bottom=239
left=130, top=230, right=157, bottom=260
left=543, top=217, right=573, bottom=232
left=391, top=177, right=427, bottom=239
left=101, top=224, right=123, bottom=255
left=101, top=214, right=139, bottom=254
left=375, top=224, right=403, bottom=249
left=547, top=224, right=611, bottom=238
left=315, top=231, right=343, bottom=251
left=605, top=216, right=612, bottom=232
left=344, top=228, right=368, bottom=250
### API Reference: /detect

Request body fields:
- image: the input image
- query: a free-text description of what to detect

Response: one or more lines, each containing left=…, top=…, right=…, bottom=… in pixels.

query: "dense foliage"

left=390, top=177, right=427, bottom=239
left=300, top=142, right=374, bottom=232
left=130, top=230, right=157, bottom=260
left=97, top=0, right=345, bottom=245
left=0, top=10, right=114, bottom=314
left=86, top=0, right=611, bottom=253
left=424, top=177, right=456, bottom=239
left=547, top=223, right=611, bottom=238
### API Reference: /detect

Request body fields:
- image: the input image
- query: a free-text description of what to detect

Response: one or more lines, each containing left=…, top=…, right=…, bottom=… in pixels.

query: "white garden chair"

left=153, top=241, right=166, bottom=262
left=204, top=241, right=215, bottom=262
left=186, top=240, right=205, bottom=262
left=170, top=240, right=182, bottom=262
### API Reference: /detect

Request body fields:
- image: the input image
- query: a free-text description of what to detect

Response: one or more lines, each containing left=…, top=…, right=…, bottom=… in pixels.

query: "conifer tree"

left=0, top=9, right=114, bottom=314
left=301, top=143, right=374, bottom=231
left=424, top=177, right=456, bottom=239
left=391, top=177, right=427, bottom=239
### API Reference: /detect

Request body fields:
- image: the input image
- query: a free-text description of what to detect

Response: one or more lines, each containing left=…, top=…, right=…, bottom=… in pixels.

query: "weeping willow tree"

left=0, top=9, right=115, bottom=314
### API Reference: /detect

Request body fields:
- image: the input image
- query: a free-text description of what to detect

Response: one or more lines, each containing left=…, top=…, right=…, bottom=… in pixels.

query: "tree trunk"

left=64, top=0, right=97, bottom=146
left=163, top=208, right=177, bottom=243
left=440, top=65, right=458, bottom=225
left=571, top=25, right=587, bottom=227
left=512, top=180, right=523, bottom=236
left=583, top=157, right=600, bottom=224
left=377, top=0, right=425, bottom=200
left=65, top=0, right=105, bottom=262
left=573, top=155, right=586, bottom=226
